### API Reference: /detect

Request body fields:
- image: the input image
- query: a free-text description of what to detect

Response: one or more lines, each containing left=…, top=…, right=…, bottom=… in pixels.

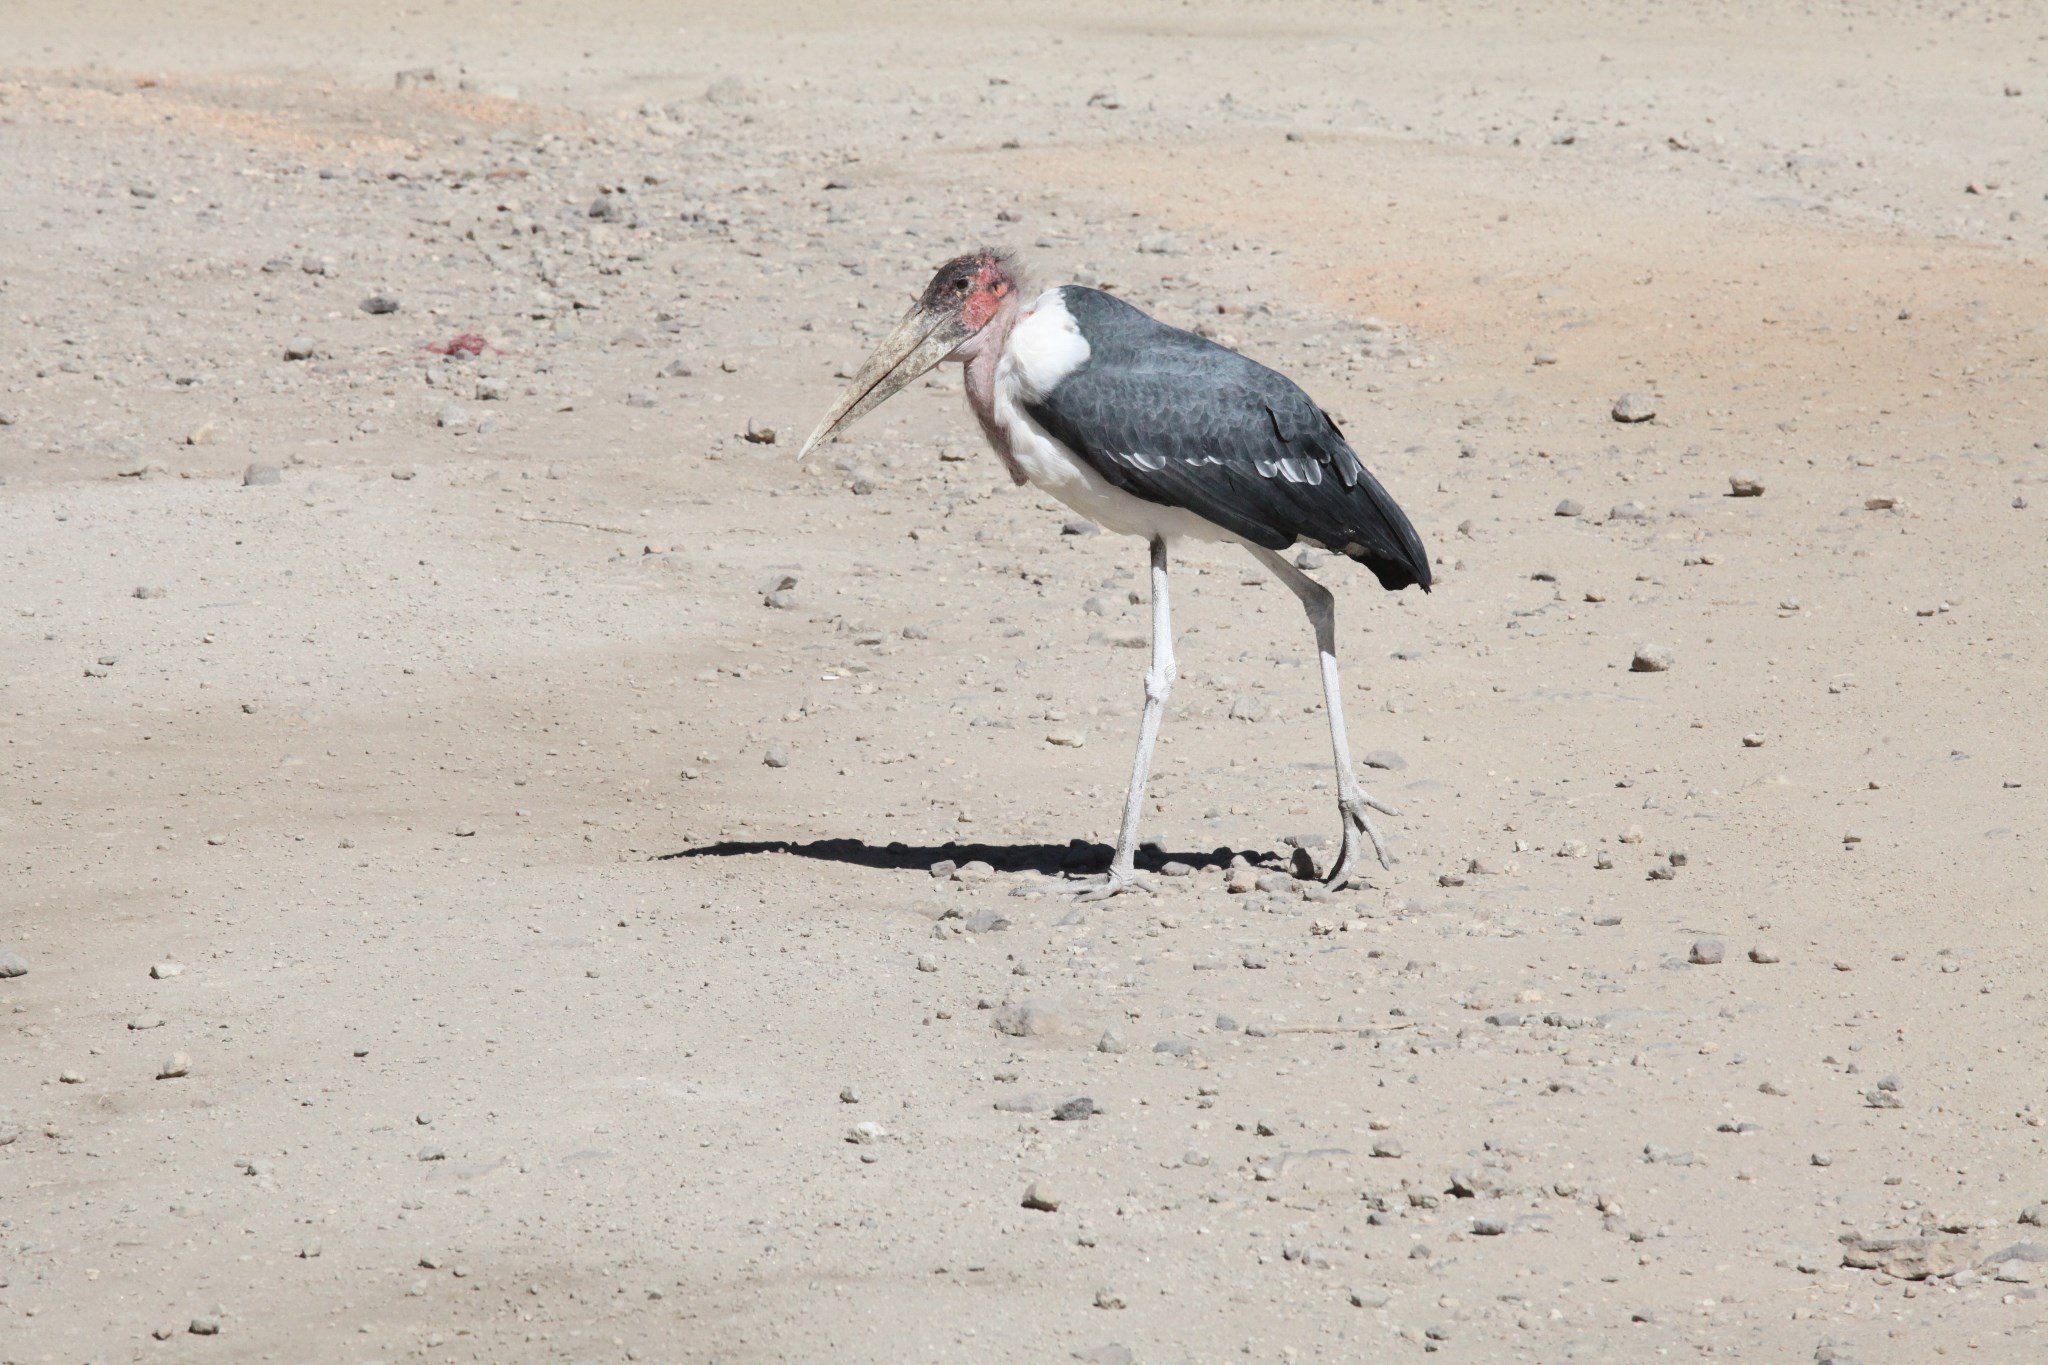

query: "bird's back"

left=1026, top=287, right=1431, bottom=592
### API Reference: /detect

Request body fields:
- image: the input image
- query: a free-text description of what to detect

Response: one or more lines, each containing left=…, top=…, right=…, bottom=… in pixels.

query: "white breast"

left=992, top=289, right=1243, bottom=546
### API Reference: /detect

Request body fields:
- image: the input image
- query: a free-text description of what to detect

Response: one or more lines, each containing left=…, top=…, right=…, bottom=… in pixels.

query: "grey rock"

left=359, top=293, right=401, bottom=314
left=1729, top=471, right=1765, bottom=497
left=1053, top=1097, right=1099, bottom=1121
left=1349, top=1286, right=1391, bottom=1308
left=156, top=1052, right=191, bottom=1079
left=1021, top=1180, right=1063, bottom=1211
left=418, top=1145, right=446, bottom=1161
left=1555, top=498, right=1584, bottom=518
left=762, top=747, right=790, bottom=769
left=1689, top=938, right=1726, bottom=966
left=1631, top=643, right=1675, bottom=672
left=963, top=908, right=1010, bottom=934
left=992, top=1000, right=1063, bottom=1037
left=658, top=357, right=693, bottom=379
left=242, top=463, right=282, bottom=487
left=0, top=951, right=26, bottom=978
left=1096, top=1026, right=1130, bottom=1055
left=283, top=335, right=316, bottom=361
left=1612, top=392, right=1657, bottom=423
left=1471, top=1216, right=1508, bottom=1236
left=437, top=403, right=472, bottom=431
left=992, top=1091, right=1047, bottom=1114
left=1152, top=1038, right=1195, bottom=1057
left=1061, top=518, right=1101, bottom=537
left=189, top=1317, right=220, bottom=1336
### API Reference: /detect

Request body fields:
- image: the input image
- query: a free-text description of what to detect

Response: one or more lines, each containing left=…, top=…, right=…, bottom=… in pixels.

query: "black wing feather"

left=1024, top=289, right=1430, bottom=592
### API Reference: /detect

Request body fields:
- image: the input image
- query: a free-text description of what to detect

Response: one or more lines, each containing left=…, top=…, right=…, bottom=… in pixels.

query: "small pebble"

left=744, top=418, right=777, bottom=444
left=1350, top=1286, right=1391, bottom=1308
left=1022, top=1180, right=1063, bottom=1212
left=1748, top=945, right=1781, bottom=964
left=1554, top=498, right=1584, bottom=518
left=189, top=1317, right=220, bottom=1336
left=915, top=954, right=937, bottom=973
left=360, top=293, right=400, bottom=314
left=1611, top=392, right=1657, bottom=423
left=1631, top=643, right=1675, bottom=673
left=418, top=1145, right=446, bottom=1161
left=1096, top=1026, right=1130, bottom=1055
left=242, top=463, right=281, bottom=486
left=1689, top=938, right=1725, bottom=965
left=0, top=951, right=27, bottom=978
left=839, top=1086, right=861, bottom=1104
left=151, top=962, right=183, bottom=979
left=1811, top=1152, right=1833, bottom=1167
left=157, top=1052, right=191, bottom=1080
left=1742, top=733, right=1765, bottom=747
left=763, top=747, right=790, bottom=768
left=1053, top=1097, right=1098, bottom=1122
left=1729, top=471, right=1765, bottom=497
left=1093, top=1286, right=1126, bottom=1310
left=129, top=1015, right=164, bottom=1030
left=283, top=335, right=316, bottom=361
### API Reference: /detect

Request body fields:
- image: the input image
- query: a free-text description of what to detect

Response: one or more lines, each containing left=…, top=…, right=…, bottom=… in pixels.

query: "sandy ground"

left=4, top=2, right=2046, bottom=1361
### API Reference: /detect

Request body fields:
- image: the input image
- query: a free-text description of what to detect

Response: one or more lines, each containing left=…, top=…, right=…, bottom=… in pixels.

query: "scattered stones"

left=0, top=951, right=27, bottom=978
left=1611, top=392, right=1657, bottom=423
left=359, top=293, right=401, bottom=315
left=1729, top=471, right=1765, bottom=497
left=1022, top=1181, right=1063, bottom=1211
left=156, top=1052, right=191, bottom=1080
left=242, top=462, right=281, bottom=486
left=1630, top=643, right=1675, bottom=673
left=1689, top=938, right=1725, bottom=966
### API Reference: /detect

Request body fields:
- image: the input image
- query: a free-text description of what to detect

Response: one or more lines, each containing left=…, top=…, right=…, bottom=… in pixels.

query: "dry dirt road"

left=3, top=3, right=2045, bottom=1362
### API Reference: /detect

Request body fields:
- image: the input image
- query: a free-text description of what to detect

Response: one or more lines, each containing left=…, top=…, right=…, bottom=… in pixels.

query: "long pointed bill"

left=797, top=303, right=971, bottom=460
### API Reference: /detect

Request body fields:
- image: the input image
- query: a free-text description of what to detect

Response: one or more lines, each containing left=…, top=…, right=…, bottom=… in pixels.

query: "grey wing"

left=1024, top=357, right=1432, bottom=592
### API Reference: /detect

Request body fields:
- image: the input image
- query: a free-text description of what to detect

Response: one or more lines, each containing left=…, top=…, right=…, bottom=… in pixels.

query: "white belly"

left=991, top=290, right=1245, bottom=546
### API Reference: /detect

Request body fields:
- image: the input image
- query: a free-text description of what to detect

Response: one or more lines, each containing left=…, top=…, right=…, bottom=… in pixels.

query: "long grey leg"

left=1076, top=535, right=1175, bottom=900
left=1246, top=545, right=1399, bottom=889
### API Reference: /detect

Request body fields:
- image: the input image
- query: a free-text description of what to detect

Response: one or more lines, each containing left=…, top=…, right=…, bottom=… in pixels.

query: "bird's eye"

left=953, top=278, right=970, bottom=293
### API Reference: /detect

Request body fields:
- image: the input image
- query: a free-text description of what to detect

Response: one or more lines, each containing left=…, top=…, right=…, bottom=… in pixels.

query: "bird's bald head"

left=919, top=249, right=1021, bottom=333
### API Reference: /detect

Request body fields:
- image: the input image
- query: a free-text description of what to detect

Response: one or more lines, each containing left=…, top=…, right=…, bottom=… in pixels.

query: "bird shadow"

left=654, top=836, right=1273, bottom=878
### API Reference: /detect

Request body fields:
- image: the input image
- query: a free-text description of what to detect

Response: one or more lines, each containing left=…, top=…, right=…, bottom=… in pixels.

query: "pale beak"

left=798, top=301, right=971, bottom=460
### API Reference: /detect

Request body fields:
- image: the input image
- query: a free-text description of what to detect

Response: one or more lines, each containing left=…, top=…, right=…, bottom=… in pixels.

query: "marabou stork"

left=800, top=250, right=1430, bottom=898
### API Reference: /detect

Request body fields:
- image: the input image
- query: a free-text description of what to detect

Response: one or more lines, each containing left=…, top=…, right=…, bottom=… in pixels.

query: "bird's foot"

left=1325, top=787, right=1400, bottom=890
left=1065, top=865, right=1155, bottom=902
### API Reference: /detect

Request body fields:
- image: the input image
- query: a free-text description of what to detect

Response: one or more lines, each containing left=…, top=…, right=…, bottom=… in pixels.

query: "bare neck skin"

left=955, top=290, right=1026, bottom=484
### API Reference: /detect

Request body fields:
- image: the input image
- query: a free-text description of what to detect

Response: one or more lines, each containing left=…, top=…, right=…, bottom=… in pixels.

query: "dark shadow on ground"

left=654, top=837, right=1275, bottom=878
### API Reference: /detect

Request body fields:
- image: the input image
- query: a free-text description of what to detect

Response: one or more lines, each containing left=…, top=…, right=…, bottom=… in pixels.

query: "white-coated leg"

left=1246, top=545, right=1400, bottom=889
left=1074, top=535, right=1175, bottom=900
